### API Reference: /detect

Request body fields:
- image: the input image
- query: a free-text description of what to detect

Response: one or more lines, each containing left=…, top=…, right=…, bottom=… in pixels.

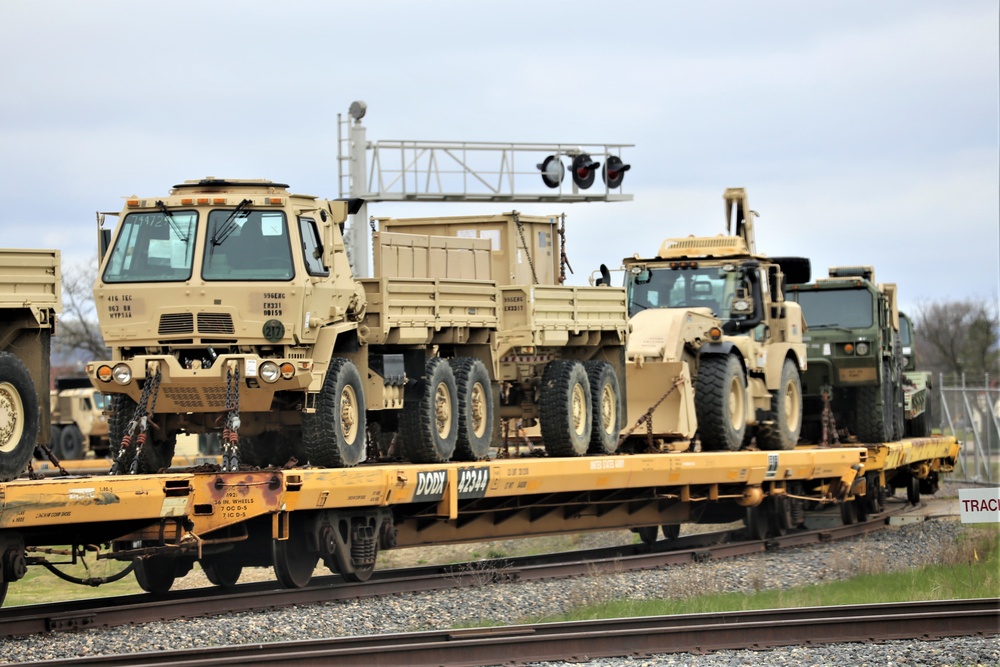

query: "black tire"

left=539, top=360, right=592, bottom=457
left=695, top=354, right=747, bottom=452
left=239, top=431, right=299, bottom=468
left=202, top=555, right=242, bottom=587
left=107, top=394, right=138, bottom=470
left=58, top=425, right=85, bottom=460
left=132, top=433, right=177, bottom=474
left=0, top=351, right=39, bottom=482
left=584, top=360, right=622, bottom=455
left=303, top=358, right=366, bottom=468
left=272, top=516, right=317, bottom=589
left=400, top=357, right=459, bottom=463
left=49, top=425, right=62, bottom=459
left=134, top=556, right=178, bottom=594
left=907, top=391, right=931, bottom=437
left=449, top=358, right=494, bottom=461
left=758, top=359, right=802, bottom=451
left=853, top=384, right=890, bottom=443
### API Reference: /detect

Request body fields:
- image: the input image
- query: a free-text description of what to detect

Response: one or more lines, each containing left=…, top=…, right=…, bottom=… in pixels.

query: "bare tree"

left=53, top=256, right=108, bottom=365
left=915, top=297, right=1000, bottom=384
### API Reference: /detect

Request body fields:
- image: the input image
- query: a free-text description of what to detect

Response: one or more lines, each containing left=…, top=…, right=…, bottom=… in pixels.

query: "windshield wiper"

left=155, top=200, right=188, bottom=242
left=210, top=198, right=253, bottom=247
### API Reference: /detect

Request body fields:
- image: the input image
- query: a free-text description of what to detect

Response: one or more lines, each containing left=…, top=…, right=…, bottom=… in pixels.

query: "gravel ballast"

left=0, top=496, right=996, bottom=666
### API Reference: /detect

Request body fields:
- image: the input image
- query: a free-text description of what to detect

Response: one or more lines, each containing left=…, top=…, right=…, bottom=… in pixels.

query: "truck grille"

left=158, top=313, right=194, bottom=335
left=157, top=313, right=235, bottom=336
left=197, top=313, right=235, bottom=334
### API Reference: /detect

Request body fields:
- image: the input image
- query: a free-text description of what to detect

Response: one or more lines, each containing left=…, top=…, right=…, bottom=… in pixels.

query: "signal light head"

left=571, top=154, right=600, bottom=189
left=537, top=155, right=565, bottom=188
left=602, top=155, right=631, bottom=189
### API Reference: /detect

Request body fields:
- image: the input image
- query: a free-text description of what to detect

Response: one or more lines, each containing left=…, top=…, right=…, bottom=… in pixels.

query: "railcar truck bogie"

left=86, top=181, right=627, bottom=472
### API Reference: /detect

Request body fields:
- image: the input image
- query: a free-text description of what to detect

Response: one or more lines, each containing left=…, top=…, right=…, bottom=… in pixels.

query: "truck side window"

left=298, top=217, right=329, bottom=276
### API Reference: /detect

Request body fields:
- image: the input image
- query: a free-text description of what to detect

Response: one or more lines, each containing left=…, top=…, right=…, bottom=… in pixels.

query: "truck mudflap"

left=622, top=361, right=695, bottom=443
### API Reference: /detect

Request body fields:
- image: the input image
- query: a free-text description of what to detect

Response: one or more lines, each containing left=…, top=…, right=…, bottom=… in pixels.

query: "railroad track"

left=0, top=502, right=923, bottom=638
left=12, top=599, right=999, bottom=667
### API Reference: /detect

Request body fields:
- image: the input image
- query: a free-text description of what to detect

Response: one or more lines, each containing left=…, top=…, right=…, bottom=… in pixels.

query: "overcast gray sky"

left=2, top=0, right=997, bottom=317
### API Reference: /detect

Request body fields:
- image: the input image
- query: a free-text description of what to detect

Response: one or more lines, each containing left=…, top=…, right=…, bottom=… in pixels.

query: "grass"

left=520, top=524, right=1000, bottom=625
left=6, top=549, right=144, bottom=606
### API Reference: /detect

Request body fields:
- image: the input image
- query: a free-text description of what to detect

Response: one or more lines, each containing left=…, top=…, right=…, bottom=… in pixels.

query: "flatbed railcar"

left=0, top=435, right=959, bottom=602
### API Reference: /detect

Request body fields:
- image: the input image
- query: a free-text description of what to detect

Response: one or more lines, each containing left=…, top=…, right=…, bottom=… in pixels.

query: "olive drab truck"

left=898, top=312, right=933, bottom=437
left=50, top=377, right=110, bottom=459
left=0, top=249, right=61, bottom=481
left=86, top=180, right=628, bottom=474
left=786, top=266, right=907, bottom=443
left=616, top=188, right=811, bottom=452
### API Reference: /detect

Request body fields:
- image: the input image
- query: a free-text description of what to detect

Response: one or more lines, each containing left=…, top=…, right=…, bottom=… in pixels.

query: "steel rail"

left=10, top=599, right=998, bottom=667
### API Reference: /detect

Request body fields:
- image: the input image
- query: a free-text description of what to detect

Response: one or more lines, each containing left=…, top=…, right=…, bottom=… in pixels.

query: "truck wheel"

left=694, top=354, right=747, bottom=451
left=240, top=431, right=298, bottom=468
left=0, top=352, right=39, bottom=482
left=58, top=425, right=85, bottom=460
left=758, top=359, right=802, bottom=451
left=907, top=391, right=931, bottom=437
left=49, top=425, right=62, bottom=459
left=108, top=394, right=138, bottom=468
left=585, top=360, right=622, bottom=455
left=449, top=358, right=494, bottom=461
left=853, top=384, right=890, bottom=443
left=539, top=360, right=592, bottom=457
left=303, top=358, right=366, bottom=467
left=400, top=357, right=458, bottom=463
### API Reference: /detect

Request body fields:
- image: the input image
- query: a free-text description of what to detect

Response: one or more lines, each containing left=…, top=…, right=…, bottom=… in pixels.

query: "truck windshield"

left=102, top=211, right=197, bottom=283
left=627, top=266, right=745, bottom=318
left=790, top=289, right=874, bottom=328
left=203, top=210, right=294, bottom=281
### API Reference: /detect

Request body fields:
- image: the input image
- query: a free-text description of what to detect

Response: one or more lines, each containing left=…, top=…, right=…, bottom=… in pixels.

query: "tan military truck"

left=0, top=249, right=61, bottom=481
left=50, top=377, right=110, bottom=459
left=618, top=188, right=810, bottom=451
left=87, top=180, right=627, bottom=474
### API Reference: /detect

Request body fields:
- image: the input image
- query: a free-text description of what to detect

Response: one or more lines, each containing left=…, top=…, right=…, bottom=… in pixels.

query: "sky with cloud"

left=1, top=0, right=996, bottom=317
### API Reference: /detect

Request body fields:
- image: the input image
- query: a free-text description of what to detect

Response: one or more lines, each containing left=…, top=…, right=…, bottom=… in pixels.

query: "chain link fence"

left=935, top=373, right=998, bottom=483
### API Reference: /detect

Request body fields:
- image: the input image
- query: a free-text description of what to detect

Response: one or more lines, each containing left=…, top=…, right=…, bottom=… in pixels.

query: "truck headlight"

left=112, top=364, right=133, bottom=385
left=259, top=361, right=280, bottom=383
left=855, top=342, right=870, bottom=356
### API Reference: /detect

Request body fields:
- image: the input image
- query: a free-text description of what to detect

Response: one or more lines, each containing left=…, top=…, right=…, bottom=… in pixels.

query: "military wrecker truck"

left=616, top=187, right=811, bottom=452
left=0, top=249, right=61, bottom=481
left=898, top=311, right=932, bottom=437
left=786, top=266, right=908, bottom=443
left=87, top=179, right=628, bottom=476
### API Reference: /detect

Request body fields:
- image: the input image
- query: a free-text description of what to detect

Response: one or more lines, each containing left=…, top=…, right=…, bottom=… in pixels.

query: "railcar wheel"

left=202, top=555, right=243, bottom=588
left=400, top=358, right=458, bottom=463
left=57, top=425, right=85, bottom=460
left=840, top=499, right=857, bottom=525
left=635, top=526, right=659, bottom=545
left=744, top=504, right=768, bottom=540
left=661, top=524, right=681, bottom=540
left=695, top=355, right=747, bottom=452
left=864, top=472, right=884, bottom=515
left=758, top=359, right=802, bottom=451
left=134, top=556, right=179, bottom=594
left=585, top=360, right=622, bottom=455
left=0, top=352, right=39, bottom=482
left=450, top=358, right=494, bottom=460
left=303, top=358, right=366, bottom=468
left=273, top=517, right=318, bottom=589
left=906, top=474, right=921, bottom=506
left=539, top=360, right=592, bottom=456
left=767, top=495, right=794, bottom=536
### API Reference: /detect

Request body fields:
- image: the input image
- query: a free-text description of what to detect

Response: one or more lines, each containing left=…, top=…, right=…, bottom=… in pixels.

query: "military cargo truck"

left=0, top=249, right=61, bottom=481
left=616, top=188, right=811, bottom=452
left=899, top=311, right=933, bottom=437
left=87, top=181, right=627, bottom=474
left=787, top=266, right=906, bottom=443
left=50, top=377, right=110, bottom=459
